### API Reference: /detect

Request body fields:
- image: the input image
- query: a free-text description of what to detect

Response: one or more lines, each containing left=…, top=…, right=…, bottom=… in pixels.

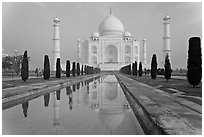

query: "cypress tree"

left=21, top=50, right=29, bottom=82
left=77, top=62, right=80, bottom=75
left=164, top=54, right=172, bottom=81
left=139, top=62, right=142, bottom=77
left=151, top=54, right=157, bottom=79
left=81, top=65, right=83, bottom=75
left=43, top=55, right=50, bottom=80
left=135, top=61, right=138, bottom=76
left=56, top=58, right=61, bottom=78
left=72, top=62, right=76, bottom=76
left=132, top=63, right=135, bottom=75
left=129, top=64, right=131, bottom=75
left=187, top=37, right=202, bottom=88
left=66, top=60, right=70, bottom=77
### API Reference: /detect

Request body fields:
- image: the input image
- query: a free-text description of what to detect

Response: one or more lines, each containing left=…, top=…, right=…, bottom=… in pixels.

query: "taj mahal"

left=77, top=10, right=148, bottom=71
left=52, top=10, right=171, bottom=71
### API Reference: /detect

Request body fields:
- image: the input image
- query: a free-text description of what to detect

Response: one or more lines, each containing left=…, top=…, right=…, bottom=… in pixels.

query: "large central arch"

left=105, top=45, right=118, bottom=63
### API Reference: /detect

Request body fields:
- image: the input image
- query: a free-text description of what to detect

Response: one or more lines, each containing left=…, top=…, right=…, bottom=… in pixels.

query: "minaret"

left=77, top=39, right=81, bottom=63
left=163, top=13, right=171, bottom=63
left=53, top=16, right=60, bottom=71
left=142, top=38, right=147, bottom=65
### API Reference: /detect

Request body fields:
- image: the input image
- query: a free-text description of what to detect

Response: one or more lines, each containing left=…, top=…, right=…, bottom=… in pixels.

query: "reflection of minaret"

left=22, top=101, right=29, bottom=117
left=142, top=38, right=147, bottom=65
left=53, top=92, right=60, bottom=133
left=53, top=16, right=60, bottom=71
left=77, top=39, right=81, bottom=63
left=162, top=13, right=171, bottom=65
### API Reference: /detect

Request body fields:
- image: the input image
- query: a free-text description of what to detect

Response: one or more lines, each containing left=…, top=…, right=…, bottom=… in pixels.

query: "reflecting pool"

left=2, top=75, right=144, bottom=135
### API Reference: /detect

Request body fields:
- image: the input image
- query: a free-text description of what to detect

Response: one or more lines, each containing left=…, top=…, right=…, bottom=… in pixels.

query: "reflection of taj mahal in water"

left=77, top=10, right=148, bottom=71
left=52, top=75, right=131, bottom=133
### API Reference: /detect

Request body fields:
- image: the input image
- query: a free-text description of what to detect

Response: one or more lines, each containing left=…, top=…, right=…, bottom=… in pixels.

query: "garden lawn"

left=125, top=74, right=202, bottom=105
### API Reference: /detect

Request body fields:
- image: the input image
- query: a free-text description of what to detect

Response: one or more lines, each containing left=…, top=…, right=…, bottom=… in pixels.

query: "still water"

left=2, top=75, right=144, bottom=135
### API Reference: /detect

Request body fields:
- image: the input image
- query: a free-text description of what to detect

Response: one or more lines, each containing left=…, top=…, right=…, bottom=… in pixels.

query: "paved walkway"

left=115, top=73, right=202, bottom=135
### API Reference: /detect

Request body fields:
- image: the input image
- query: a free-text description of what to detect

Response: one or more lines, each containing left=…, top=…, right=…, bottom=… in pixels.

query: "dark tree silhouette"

left=139, top=62, right=142, bottom=77
left=22, top=101, right=29, bottom=117
left=81, top=65, right=83, bottom=75
left=44, top=93, right=50, bottom=107
left=187, top=37, right=202, bottom=88
left=56, top=90, right=61, bottom=100
left=72, top=62, right=76, bottom=76
left=135, top=61, right=138, bottom=76
left=43, top=55, right=50, bottom=80
left=56, top=58, right=61, bottom=78
left=66, top=60, right=70, bottom=77
left=21, top=51, right=29, bottom=82
left=132, top=63, right=135, bottom=75
left=77, top=62, right=80, bottom=75
left=164, top=54, right=172, bottom=81
left=151, top=54, right=157, bottom=79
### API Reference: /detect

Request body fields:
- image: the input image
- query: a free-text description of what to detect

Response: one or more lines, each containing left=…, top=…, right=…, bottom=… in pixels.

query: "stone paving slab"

left=115, top=73, right=202, bottom=135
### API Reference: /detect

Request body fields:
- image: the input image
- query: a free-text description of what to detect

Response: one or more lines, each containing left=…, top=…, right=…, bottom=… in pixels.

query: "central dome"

left=98, top=14, right=124, bottom=36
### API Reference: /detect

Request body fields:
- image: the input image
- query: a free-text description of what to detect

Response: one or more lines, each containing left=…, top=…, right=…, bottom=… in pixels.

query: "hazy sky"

left=2, top=2, right=202, bottom=70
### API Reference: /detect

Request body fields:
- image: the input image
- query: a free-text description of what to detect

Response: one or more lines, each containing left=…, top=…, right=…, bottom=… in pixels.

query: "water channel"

left=2, top=75, right=144, bottom=135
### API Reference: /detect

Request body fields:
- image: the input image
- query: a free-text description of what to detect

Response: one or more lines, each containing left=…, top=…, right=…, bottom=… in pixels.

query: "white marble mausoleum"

left=78, top=11, right=147, bottom=71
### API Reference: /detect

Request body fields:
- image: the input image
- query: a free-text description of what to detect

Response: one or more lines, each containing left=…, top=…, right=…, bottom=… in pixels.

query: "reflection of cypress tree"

left=66, top=86, right=72, bottom=95
left=44, top=93, right=50, bottom=107
left=84, top=81, right=87, bottom=86
left=69, top=96, right=73, bottom=111
left=56, top=90, right=61, bottom=100
left=77, top=83, right=80, bottom=90
left=22, top=101, right=29, bottom=117
left=72, top=84, right=76, bottom=92
left=81, top=81, right=83, bottom=87
left=87, top=84, right=89, bottom=94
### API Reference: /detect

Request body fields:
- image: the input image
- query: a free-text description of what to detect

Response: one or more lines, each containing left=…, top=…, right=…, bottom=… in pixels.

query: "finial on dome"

left=110, top=7, right=112, bottom=15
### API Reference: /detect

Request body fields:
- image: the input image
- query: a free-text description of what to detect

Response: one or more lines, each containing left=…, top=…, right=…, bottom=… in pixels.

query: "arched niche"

left=92, top=46, right=97, bottom=54
left=92, top=56, right=97, bottom=64
left=105, top=45, right=118, bottom=63
left=135, top=46, right=138, bottom=54
left=125, top=45, right=131, bottom=54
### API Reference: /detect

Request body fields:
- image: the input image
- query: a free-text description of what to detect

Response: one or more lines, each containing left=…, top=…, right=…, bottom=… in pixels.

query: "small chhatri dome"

left=98, top=11, right=124, bottom=36
left=163, top=13, right=170, bottom=21
left=54, top=16, right=60, bottom=23
left=124, top=31, right=132, bottom=37
left=91, top=32, right=100, bottom=37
